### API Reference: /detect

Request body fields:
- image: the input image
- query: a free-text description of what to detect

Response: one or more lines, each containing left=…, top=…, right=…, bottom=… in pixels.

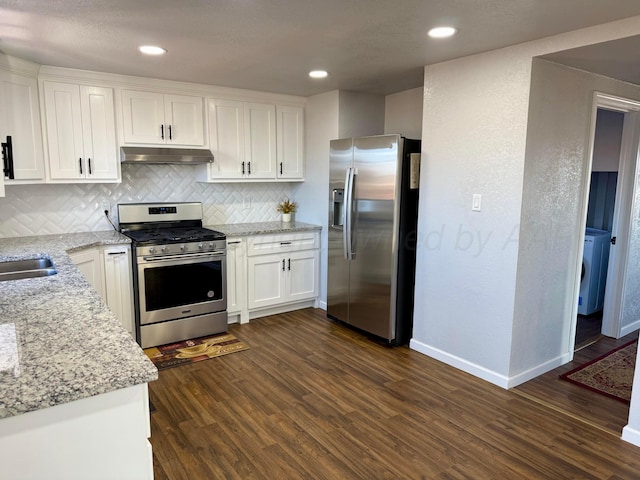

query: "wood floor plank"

left=148, top=308, right=640, bottom=479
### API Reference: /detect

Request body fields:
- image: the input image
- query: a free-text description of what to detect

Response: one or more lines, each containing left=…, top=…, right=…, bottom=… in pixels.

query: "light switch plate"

left=472, top=194, right=482, bottom=212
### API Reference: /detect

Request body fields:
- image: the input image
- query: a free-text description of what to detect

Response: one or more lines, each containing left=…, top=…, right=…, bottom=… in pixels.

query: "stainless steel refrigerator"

left=327, top=134, right=421, bottom=345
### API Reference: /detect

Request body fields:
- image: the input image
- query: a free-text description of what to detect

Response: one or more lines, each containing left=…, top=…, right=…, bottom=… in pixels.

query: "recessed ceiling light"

left=309, top=70, right=328, bottom=79
left=427, top=26, right=457, bottom=39
left=138, top=45, right=167, bottom=55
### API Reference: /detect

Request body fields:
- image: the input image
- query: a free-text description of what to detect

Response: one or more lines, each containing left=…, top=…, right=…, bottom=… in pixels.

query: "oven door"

left=137, top=251, right=227, bottom=326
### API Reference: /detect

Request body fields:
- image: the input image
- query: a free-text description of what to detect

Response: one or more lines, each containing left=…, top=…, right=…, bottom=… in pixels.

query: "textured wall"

left=0, top=165, right=296, bottom=237
left=413, top=47, right=532, bottom=378
left=511, top=59, right=640, bottom=378
left=384, top=87, right=423, bottom=140
left=411, top=15, right=640, bottom=387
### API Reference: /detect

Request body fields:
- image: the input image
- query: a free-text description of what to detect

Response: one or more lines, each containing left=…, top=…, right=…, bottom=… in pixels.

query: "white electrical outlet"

left=243, top=196, right=251, bottom=210
left=101, top=201, right=110, bottom=214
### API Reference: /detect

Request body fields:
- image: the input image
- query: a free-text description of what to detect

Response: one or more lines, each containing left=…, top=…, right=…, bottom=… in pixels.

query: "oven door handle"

left=141, top=252, right=225, bottom=262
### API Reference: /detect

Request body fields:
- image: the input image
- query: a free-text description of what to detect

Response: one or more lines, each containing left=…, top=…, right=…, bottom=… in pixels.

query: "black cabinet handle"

left=2, top=136, right=14, bottom=180
left=248, top=162, right=251, bottom=175
left=288, top=258, right=291, bottom=271
left=79, top=158, right=83, bottom=175
left=161, top=124, right=164, bottom=140
left=228, top=241, right=241, bottom=245
left=282, top=259, right=285, bottom=271
left=168, top=125, right=172, bottom=140
left=280, top=162, right=283, bottom=175
left=88, top=158, right=92, bottom=175
left=241, top=161, right=245, bottom=175
left=280, top=241, right=292, bottom=245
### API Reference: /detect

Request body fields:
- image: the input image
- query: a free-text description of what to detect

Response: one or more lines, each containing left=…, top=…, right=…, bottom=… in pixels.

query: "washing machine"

left=578, top=228, right=611, bottom=315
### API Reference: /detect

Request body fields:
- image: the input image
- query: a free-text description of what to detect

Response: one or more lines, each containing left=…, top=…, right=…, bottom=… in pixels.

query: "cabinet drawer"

left=247, top=231, right=319, bottom=256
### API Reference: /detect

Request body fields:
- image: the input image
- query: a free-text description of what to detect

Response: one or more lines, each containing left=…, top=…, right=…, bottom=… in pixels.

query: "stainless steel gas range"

left=118, top=202, right=227, bottom=348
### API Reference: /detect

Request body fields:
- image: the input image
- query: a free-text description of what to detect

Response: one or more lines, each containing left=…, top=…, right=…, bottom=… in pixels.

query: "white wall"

left=338, top=91, right=385, bottom=138
left=384, top=87, right=423, bottom=139
left=410, top=15, right=640, bottom=388
left=593, top=109, right=624, bottom=172
left=294, top=91, right=339, bottom=309
left=511, top=59, right=640, bottom=383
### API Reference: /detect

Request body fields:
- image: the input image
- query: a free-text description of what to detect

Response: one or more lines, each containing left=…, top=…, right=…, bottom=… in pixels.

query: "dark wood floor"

left=514, top=327, right=636, bottom=436
left=148, top=308, right=640, bottom=479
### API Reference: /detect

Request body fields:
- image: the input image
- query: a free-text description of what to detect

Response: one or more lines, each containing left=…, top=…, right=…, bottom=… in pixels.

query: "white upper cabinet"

left=244, top=102, right=276, bottom=179
left=0, top=70, right=45, bottom=182
left=43, top=81, right=118, bottom=181
left=276, top=105, right=304, bottom=180
left=121, top=90, right=205, bottom=147
left=201, top=99, right=303, bottom=182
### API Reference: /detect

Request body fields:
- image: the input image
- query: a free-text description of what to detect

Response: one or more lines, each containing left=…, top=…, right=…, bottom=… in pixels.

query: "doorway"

left=572, top=92, right=640, bottom=351
left=575, top=108, right=623, bottom=349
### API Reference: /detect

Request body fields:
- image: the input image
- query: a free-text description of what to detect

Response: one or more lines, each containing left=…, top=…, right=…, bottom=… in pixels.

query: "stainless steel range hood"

left=120, top=147, right=214, bottom=165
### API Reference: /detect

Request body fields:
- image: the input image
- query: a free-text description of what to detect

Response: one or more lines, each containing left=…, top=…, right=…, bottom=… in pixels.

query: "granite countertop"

left=0, top=231, right=158, bottom=420
left=206, top=221, right=322, bottom=237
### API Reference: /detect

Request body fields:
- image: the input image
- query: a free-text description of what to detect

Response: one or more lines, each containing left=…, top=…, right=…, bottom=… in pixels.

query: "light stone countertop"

left=0, top=231, right=158, bottom=420
left=206, top=221, right=322, bottom=237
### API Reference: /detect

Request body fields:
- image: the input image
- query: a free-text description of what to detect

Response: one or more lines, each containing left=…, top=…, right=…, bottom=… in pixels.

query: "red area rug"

left=560, top=340, right=637, bottom=404
left=144, top=332, right=249, bottom=371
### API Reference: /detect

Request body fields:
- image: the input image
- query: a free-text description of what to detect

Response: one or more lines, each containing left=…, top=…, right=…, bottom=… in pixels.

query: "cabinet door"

left=247, top=254, right=286, bottom=309
left=208, top=99, right=245, bottom=179
left=103, top=246, right=135, bottom=337
left=276, top=105, right=304, bottom=180
left=244, top=103, right=276, bottom=179
left=226, top=238, right=247, bottom=316
left=69, top=248, right=105, bottom=299
left=121, top=90, right=165, bottom=144
left=164, top=94, right=204, bottom=146
left=80, top=86, right=118, bottom=180
left=286, top=249, right=319, bottom=303
left=43, top=81, right=85, bottom=180
left=0, top=71, right=44, bottom=180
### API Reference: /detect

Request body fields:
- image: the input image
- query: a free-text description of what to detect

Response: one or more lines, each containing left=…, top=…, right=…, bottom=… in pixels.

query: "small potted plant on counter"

left=277, top=198, right=297, bottom=222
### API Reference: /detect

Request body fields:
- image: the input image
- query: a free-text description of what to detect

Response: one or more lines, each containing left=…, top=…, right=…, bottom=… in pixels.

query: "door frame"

left=571, top=92, right=640, bottom=348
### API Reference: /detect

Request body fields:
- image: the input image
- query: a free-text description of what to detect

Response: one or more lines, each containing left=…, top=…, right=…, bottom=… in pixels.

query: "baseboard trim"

left=506, top=353, right=571, bottom=388
left=318, top=300, right=327, bottom=310
left=620, top=320, right=640, bottom=338
left=622, top=425, right=640, bottom=447
left=409, top=339, right=572, bottom=389
left=409, top=339, right=510, bottom=389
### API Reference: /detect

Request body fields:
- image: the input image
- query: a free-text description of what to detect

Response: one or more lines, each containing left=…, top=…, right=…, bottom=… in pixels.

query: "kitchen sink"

left=0, top=257, right=58, bottom=282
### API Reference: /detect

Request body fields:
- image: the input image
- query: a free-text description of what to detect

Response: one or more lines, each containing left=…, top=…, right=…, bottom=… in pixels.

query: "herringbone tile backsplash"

left=0, top=165, right=297, bottom=237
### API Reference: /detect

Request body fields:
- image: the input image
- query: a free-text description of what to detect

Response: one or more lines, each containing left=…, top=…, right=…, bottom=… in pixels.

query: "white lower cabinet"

left=102, top=246, right=135, bottom=337
left=226, top=237, right=248, bottom=324
left=68, top=247, right=105, bottom=298
left=0, top=384, right=153, bottom=480
left=69, top=245, right=135, bottom=337
left=246, top=231, right=319, bottom=316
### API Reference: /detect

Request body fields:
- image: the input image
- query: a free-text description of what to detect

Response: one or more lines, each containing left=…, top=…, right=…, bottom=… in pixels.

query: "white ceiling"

left=1, top=0, right=640, bottom=97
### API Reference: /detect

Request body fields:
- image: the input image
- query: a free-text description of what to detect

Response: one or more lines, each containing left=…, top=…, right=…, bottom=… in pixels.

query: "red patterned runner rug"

left=144, top=332, right=249, bottom=371
left=560, top=340, right=637, bottom=404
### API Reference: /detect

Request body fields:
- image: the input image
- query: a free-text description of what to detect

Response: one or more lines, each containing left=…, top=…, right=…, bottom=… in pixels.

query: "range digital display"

left=148, top=206, right=177, bottom=215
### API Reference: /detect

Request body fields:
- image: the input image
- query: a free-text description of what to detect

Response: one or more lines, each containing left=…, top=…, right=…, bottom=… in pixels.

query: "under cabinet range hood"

left=120, top=147, right=214, bottom=165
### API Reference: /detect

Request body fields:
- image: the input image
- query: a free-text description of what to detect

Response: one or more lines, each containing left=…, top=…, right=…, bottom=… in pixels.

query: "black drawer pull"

left=280, top=241, right=292, bottom=245
left=79, top=158, right=83, bottom=174
left=228, top=241, right=241, bottom=245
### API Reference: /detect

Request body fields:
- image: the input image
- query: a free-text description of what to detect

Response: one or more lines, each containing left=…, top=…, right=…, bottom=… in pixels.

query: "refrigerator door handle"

left=344, top=167, right=357, bottom=260
left=343, top=167, right=353, bottom=259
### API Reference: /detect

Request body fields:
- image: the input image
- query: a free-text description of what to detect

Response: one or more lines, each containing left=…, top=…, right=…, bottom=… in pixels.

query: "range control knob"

left=198, top=243, right=204, bottom=250
left=148, top=246, right=156, bottom=254
left=209, top=242, right=214, bottom=248
left=180, top=245, right=186, bottom=252
left=161, top=245, right=168, bottom=253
